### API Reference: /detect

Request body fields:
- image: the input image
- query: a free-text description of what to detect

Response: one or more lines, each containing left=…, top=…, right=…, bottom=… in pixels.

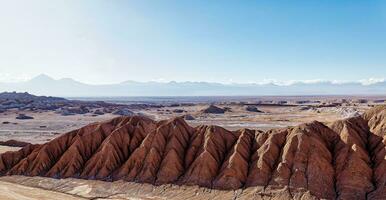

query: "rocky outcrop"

left=0, top=92, right=154, bottom=114
left=201, top=105, right=226, bottom=114
left=245, top=105, right=263, bottom=112
left=15, top=114, right=34, bottom=120
left=183, top=114, right=195, bottom=120
left=112, top=108, right=135, bottom=116
left=2, top=106, right=386, bottom=199
left=0, top=140, right=31, bottom=147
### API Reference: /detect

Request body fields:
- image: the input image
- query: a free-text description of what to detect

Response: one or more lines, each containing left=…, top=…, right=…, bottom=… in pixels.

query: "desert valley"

left=0, top=92, right=386, bottom=199
left=1, top=1, right=386, bottom=199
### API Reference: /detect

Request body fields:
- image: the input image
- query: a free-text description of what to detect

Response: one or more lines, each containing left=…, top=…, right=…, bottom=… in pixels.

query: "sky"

left=0, top=0, right=385, bottom=84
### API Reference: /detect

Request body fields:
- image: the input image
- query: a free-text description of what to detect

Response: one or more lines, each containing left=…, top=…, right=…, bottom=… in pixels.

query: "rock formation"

left=201, top=105, right=226, bottom=114
left=183, top=114, right=195, bottom=120
left=245, top=105, right=263, bottom=112
left=2, top=106, right=386, bottom=199
left=15, top=114, right=34, bottom=120
left=0, top=92, right=158, bottom=114
left=112, top=108, right=135, bottom=116
left=0, top=140, right=31, bottom=147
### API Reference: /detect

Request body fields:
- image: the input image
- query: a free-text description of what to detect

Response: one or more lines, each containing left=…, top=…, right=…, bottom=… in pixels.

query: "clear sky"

left=0, top=0, right=385, bottom=84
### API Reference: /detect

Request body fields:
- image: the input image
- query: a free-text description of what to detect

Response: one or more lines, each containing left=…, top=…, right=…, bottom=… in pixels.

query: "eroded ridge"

left=2, top=106, right=386, bottom=200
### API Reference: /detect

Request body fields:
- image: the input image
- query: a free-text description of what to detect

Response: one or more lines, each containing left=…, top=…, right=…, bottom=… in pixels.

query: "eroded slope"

left=2, top=106, right=386, bottom=200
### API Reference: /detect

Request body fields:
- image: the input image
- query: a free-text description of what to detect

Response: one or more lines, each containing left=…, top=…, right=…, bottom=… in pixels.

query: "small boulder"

left=245, top=105, right=263, bottom=113
left=223, top=107, right=232, bottom=112
left=173, top=109, right=185, bottom=113
left=184, top=114, right=195, bottom=120
left=93, top=109, right=104, bottom=115
left=299, top=106, right=312, bottom=111
left=16, top=114, right=34, bottom=120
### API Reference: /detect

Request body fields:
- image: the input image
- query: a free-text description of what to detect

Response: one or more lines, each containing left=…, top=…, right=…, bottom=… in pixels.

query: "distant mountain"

left=0, top=74, right=385, bottom=97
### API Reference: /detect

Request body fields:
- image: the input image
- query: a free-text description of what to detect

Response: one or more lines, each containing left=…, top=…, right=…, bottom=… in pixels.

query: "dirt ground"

left=0, top=180, right=85, bottom=200
left=0, top=103, right=372, bottom=144
left=0, top=111, right=116, bottom=143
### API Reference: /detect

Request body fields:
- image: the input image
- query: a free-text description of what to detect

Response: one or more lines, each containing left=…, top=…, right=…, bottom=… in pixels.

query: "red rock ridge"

left=1, top=106, right=386, bottom=199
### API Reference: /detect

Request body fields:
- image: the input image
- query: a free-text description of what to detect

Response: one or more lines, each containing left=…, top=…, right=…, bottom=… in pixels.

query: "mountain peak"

left=29, top=74, right=55, bottom=82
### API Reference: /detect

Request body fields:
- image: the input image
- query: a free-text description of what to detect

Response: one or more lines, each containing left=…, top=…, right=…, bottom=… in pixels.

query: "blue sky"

left=0, top=0, right=385, bottom=84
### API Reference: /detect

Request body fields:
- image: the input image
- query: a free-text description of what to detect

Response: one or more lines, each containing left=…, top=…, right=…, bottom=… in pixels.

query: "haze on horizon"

left=0, top=1, right=386, bottom=85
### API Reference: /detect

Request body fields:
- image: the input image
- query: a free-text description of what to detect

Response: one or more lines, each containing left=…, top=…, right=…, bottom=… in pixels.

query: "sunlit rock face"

left=2, top=106, right=386, bottom=199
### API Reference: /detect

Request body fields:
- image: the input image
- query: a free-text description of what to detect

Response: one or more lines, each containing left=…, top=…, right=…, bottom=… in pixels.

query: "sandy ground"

left=0, top=145, right=20, bottom=153
left=141, top=104, right=371, bottom=130
left=0, top=180, right=85, bottom=200
left=0, top=175, right=318, bottom=200
left=0, top=104, right=372, bottom=143
left=0, top=111, right=116, bottom=143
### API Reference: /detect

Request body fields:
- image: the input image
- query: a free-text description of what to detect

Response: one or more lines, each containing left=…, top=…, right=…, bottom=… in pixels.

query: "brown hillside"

left=2, top=106, right=386, bottom=199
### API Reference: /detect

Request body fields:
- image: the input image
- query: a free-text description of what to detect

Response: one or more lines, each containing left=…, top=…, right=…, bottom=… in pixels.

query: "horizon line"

left=1, top=73, right=385, bottom=87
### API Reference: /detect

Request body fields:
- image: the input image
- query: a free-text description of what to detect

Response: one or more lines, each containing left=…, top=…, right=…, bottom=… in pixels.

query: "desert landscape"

left=1, top=1, right=386, bottom=199
left=0, top=92, right=386, bottom=199
left=0, top=92, right=383, bottom=143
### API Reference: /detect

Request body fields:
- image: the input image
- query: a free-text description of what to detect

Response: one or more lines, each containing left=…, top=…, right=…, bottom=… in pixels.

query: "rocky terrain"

left=3, top=93, right=374, bottom=145
left=1, top=105, right=386, bottom=199
left=0, top=92, right=153, bottom=116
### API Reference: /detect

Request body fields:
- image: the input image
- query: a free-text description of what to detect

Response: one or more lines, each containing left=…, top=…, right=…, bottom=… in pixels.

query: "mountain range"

left=0, top=74, right=386, bottom=97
